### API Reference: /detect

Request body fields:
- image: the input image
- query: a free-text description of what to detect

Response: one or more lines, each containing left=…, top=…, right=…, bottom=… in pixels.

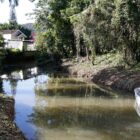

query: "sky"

left=0, top=0, right=36, bottom=24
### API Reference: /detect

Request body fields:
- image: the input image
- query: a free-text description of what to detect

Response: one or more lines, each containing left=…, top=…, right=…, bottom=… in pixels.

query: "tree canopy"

left=34, top=0, right=140, bottom=64
left=0, top=0, right=19, bottom=23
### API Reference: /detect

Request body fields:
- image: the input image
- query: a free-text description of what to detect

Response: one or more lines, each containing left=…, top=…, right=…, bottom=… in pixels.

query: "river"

left=0, top=63, right=140, bottom=140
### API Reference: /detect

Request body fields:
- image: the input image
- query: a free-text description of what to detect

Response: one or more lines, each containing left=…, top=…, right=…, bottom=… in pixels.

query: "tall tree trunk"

left=76, top=36, right=80, bottom=59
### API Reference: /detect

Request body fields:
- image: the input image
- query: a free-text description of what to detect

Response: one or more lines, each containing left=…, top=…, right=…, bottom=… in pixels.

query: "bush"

left=0, top=34, right=4, bottom=47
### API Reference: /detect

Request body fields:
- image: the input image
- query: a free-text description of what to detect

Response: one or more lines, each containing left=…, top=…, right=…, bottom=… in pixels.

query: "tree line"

left=31, top=0, right=140, bottom=64
left=0, top=0, right=140, bottom=65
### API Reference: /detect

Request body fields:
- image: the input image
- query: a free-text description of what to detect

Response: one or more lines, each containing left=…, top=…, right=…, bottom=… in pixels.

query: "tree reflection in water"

left=0, top=78, right=4, bottom=93
left=10, top=79, right=18, bottom=96
left=33, top=77, right=140, bottom=140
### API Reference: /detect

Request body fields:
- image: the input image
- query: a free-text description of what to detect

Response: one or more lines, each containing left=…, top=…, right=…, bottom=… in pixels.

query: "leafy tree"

left=0, top=34, right=4, bottom=47
left=0, top=22, right=18, bottom=30
left=0, top=0, right=19, bottom=23
left=34, top=0, right=140, bottom=65
left=70, top=0, right=115, bottom=62
left=35, top=0, right=76, bottom=57
left=112, top=0, right=140, bottom=63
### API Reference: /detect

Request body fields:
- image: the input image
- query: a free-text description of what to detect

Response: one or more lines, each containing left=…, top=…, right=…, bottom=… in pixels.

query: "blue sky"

left=0, top=0, right=36, bottom=24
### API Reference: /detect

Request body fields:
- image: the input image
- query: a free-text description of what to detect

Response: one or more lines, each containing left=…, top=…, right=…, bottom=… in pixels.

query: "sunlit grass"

left=94, top=52, right=124, bottom=67
left=129, top=63, right=140, bottom=71
left=63, top=52, right=126, bottom=75
left=48, top=77, right=86, bottom=84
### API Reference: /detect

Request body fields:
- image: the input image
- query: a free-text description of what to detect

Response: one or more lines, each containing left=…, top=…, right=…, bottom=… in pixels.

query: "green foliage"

left=35, top=0, right=76, bottom=58
left=112, top=0, right=140, bottom=63
left=70, top=0, right=116, bottom=61
left=0, top=34, right=4, bottom=47
left=0, top=22, right=18, bottom=30
left=34, top=0, right=140, bottom=65
left=0, top=34, right=5, bottom=65
left=0, top=49, right=6, bottom=65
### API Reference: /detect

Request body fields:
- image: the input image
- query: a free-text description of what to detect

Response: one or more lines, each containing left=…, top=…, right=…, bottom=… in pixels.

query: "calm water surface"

left=1, top=64, right=140, bottom=140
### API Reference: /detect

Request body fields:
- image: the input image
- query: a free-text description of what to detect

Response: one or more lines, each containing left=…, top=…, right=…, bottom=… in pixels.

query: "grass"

left=48, top=77, right=86, bottom=84
left=61, top=52, right=127, bottom=78
left=128, top=63, right=140, bottom=71
left=94, top=52, right=125, bottom=67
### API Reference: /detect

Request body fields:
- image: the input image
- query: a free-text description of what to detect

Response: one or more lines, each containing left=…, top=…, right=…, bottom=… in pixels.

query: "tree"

left=70, top=0, right=115, bottom=61
left=33, top=0, right=140, bottom=65
left=0, top=0, right=19, bottom=23
left=35, top=0, right=77, bottom=57
left=9, top=0, right=19, bottom=24
left=0, top=34, right=4, bottom=47
left=10, top=79, right=18, bottom=96
left=112, top=0, right=140, bottom=63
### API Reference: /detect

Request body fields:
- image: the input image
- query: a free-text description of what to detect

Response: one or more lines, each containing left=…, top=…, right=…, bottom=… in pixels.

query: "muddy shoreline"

left=0, top=95, right=26, bottom=140
left=55, top=59, right=140, bottom=93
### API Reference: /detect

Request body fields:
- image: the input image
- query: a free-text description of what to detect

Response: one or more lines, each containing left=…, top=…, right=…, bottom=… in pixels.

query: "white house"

left=1, top=30, right=27, bottom=41
left=0, top=30, right=34, bottom=51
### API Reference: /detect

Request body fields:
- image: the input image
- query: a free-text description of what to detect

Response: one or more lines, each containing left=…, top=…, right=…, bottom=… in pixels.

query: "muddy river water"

left=1, top=64, right=140, bottom=140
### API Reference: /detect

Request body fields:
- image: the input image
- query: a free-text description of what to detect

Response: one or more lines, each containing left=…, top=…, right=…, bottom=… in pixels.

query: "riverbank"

left=57, top=53, right=140, bottom=93
left=0, top=94, right=26, bottom=140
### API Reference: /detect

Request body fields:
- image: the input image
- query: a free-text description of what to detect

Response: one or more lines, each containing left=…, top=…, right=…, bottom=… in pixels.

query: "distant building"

left=0, top=29, right=36, bottom=51
left=1, top=30, right=27, bottom=41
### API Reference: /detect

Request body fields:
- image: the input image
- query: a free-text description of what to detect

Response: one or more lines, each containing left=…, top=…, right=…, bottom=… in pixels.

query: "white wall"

left=23, top=41, right=36, bottom=51
left=27, top=43, right=36, bottom=51
left=5, top=40, right=23, bottom=51
left=3, top=34, right=12, bottom=40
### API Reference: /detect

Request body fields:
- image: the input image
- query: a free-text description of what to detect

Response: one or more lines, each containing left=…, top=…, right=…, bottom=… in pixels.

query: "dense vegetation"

left=34, top=0, right=140, bottom=65
left=0, top=34, right=4, bottom=47
left=0, top=34, right=5, bottom=66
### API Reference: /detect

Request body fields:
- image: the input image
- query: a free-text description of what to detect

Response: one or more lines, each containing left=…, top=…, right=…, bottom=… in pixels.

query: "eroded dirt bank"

left=58, top=59, right=140, bottom=93
left=0, top=95, right=26, bottom=140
